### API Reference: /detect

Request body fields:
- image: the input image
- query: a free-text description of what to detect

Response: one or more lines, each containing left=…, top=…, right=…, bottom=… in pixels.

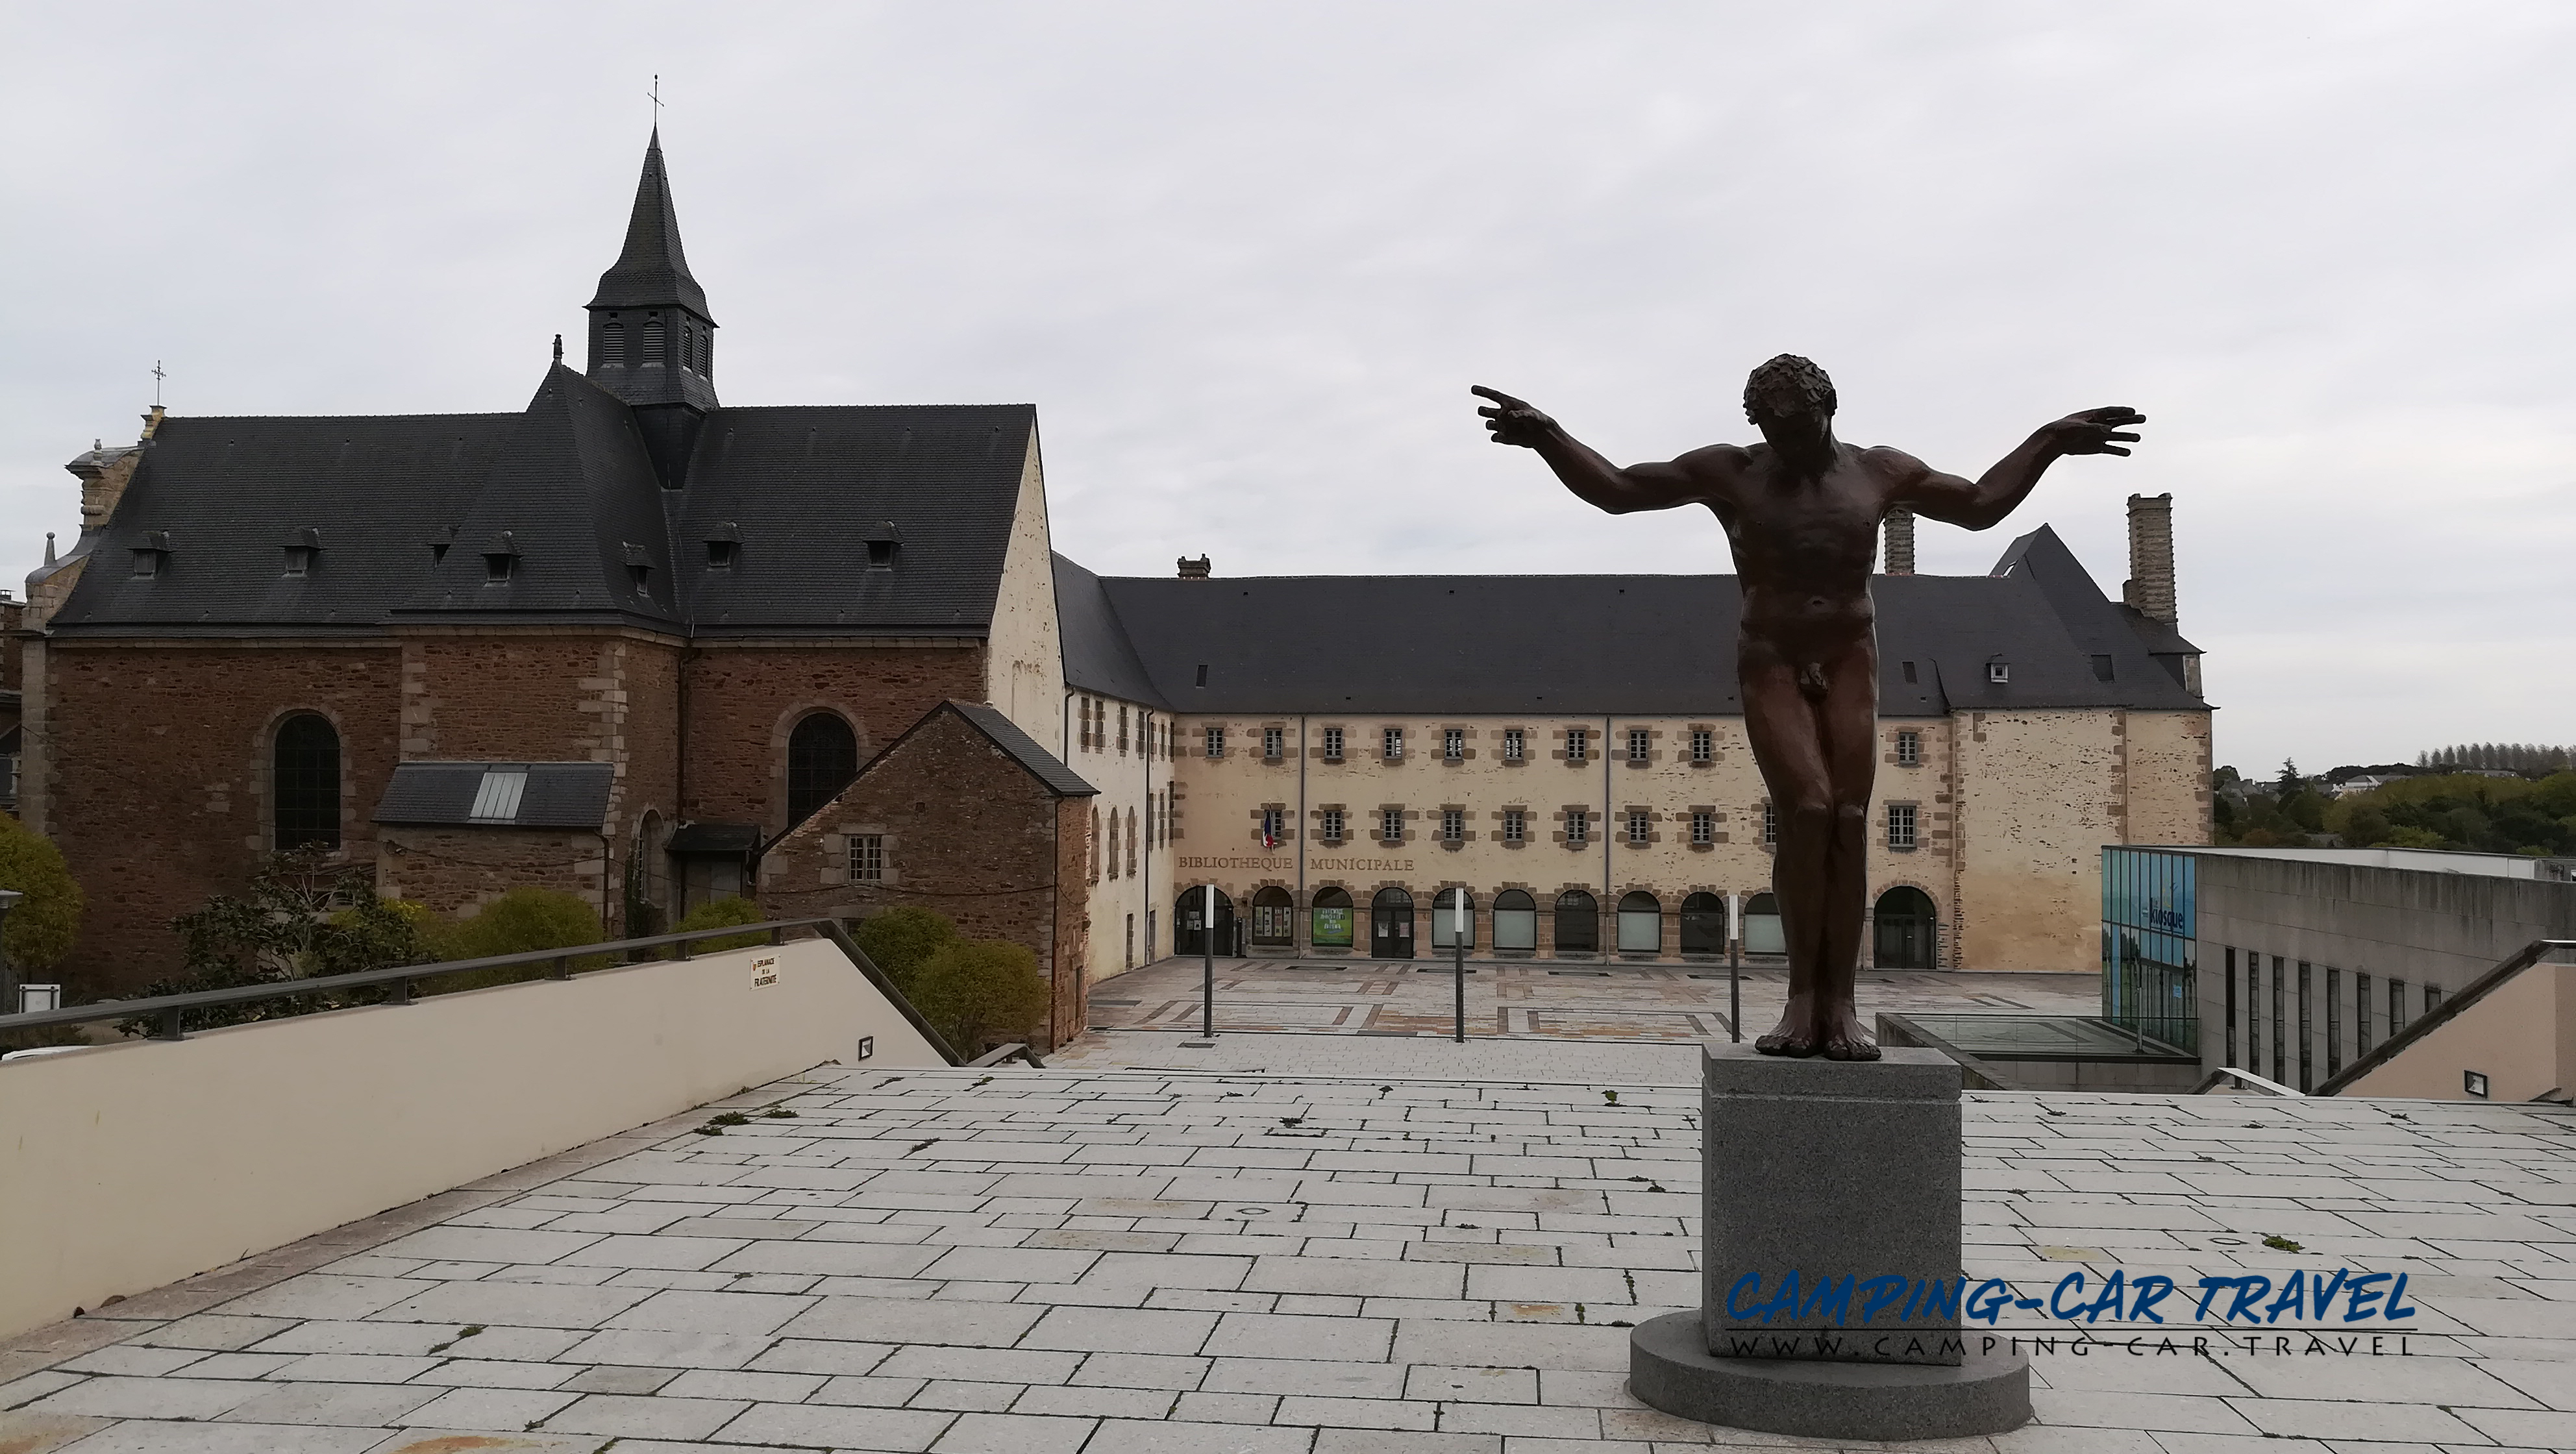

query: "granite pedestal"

left=1628, top=1043, right=2029, bottom=1439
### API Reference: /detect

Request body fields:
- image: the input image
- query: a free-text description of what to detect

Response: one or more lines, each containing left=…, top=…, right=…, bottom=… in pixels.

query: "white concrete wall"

left=0, top=938, right=945, bottom=1340
left=2340, top=962, right=2573, bottom=1103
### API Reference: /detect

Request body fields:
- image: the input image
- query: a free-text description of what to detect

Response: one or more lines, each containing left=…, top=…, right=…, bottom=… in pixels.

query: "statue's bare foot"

left=1755, top=1004, right=1819, bottom=1057
left=1820, top=1007, right=1881, bottom=1062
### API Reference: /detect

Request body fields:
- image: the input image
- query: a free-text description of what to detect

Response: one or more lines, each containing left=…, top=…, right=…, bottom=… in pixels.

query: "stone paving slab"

left=2, top=1061, right=2571, bottom=1453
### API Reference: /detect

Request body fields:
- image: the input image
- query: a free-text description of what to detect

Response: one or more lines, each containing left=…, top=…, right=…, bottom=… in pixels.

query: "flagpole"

left=1201, top=881, right=1216, bottom=1040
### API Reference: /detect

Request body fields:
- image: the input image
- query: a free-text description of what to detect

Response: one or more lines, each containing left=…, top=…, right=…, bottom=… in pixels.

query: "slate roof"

left=373, top=761, right=616, bottom=830
left=1062, top=525, right=2206, bottom=717
left=50, top=372, right=1038, bottom=640
left=589, top=130, right=710, bottom=319
left=947, top=701, right=1098, bottom=798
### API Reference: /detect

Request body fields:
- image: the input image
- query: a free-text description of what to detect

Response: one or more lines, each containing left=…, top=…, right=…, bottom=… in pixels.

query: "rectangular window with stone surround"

left=1204, top=726, right=1224, bottom=759
left=1627, top=729, right=1650, bottom=762
left=1567, top=809, right=1589, bottom=844
left=1691, top=729, right=1713, bottom=763
left=1504, top=808, right=1526, bottom=843
left=1263, top=726, right=1285, bottom=759
left=1567, top=728, right=1589, bottom=763
left=1887, top=803, right=1917, bottom=850
left=1762, top=802, right=1777, bottom=845
left=1444, top=728, right=1465, bottom=761
left=1322, top=728, right=1344, bottom=761
left=848, top=835, right=884, bottom=883
left=1626, top=810, right=1649, bottom=844
left=1896, top=730, right=1921, bottom=767
left=1261, top=807, right=1285, bottom=843
left=1321, top=808, right=1344, bottom=843
left=1691, top=811, right=1714, bottom=844
left=1442, top=809, right=1464, bottom=842
left=1380, top=807, right=1404, bottom=843
left=1383, top=728, right=1404, bottom=761
left=1504, top=728, right=1525, bottom=761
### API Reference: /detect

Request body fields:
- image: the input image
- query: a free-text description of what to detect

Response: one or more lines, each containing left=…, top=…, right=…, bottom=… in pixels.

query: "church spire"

left=584, top=129, right=717, bottom=417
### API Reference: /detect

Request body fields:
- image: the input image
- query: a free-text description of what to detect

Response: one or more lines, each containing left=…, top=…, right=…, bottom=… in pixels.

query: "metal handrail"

left=2311, top=938, right=2576, bottom=1098
left=0, top=917, right=969, bottom=1068
left=2190, top=1066, right=2303, bottom=1097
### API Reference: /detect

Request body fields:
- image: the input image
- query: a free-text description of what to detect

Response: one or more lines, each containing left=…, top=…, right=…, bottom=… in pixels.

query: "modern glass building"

left=2100, top=846, right=2199, bottom=1052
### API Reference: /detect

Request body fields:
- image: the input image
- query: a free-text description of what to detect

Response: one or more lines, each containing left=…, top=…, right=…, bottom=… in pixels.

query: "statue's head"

left=1743, top=355, right=1837, bottom=450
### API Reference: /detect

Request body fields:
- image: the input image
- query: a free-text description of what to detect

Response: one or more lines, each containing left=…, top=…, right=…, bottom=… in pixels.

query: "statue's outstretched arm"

left=1472, top=386, right=1729, bottom=515
left=1883, top=407, right=2144, bottom=531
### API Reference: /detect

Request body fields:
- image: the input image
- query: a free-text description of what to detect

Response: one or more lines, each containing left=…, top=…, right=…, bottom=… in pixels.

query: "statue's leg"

left=1740, top=644, right=1831, bottom=1057
left=1815, top=636, right=1882, bottom=1061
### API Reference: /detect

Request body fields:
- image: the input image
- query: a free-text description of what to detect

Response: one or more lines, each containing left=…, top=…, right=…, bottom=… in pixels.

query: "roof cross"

left=152, top=360, right=165, bottom=407
left=648, top=75, right=663, bottom=129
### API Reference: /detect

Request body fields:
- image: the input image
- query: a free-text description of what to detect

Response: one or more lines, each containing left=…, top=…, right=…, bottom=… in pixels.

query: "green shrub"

left=430, top=887, right=608, bottom=991
left=908, top=938, right=1049, bottom=1055
left=0, top=813, right=84, bottom=972
left=850, top=905, right=959, bottom=997
left=674, top=896, right=767, bottom=954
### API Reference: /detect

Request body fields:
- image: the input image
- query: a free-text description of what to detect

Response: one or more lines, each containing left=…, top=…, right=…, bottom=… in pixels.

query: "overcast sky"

left=6, top=3, right=2570, bottom=776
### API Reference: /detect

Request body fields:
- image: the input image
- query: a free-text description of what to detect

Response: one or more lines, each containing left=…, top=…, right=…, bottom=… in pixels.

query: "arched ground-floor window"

left=1310, top=887, right=1354, bottom=948
left=1554, top=890, right=1598, bottom=953
left=1874, top=885, right=1939, bottom=969
left=1743, top=891, right=1785, bottom=955
left=1493, top=890, right=1537, bottom=951
left=1616, top=891, right=1661, bottom=953
left=273, top=712, right=341, bottom=851
left=1430, top=887, right=1474, bottom=950
left=1370, top=887, right=1415, bottom=959
left=1178, top=887, right=1235, bottom=955
left=1679, top=892, right=1727, bottom=954
left=1250, top=886, right=1295, bottom=946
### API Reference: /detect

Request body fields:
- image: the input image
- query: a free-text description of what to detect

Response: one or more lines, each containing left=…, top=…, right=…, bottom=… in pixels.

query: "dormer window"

left=130, top=531, right=174, bottom=578
left=1988, top=659, right=2011, bottom=684
left=623, top=543, right=652, bottom=592
left=280, top=527, right=321, bottom=578
left=860, top=521, right=902, bottom=571
left=705, top=522, right=741, bottom=569
left=428, top=526, right=455, bottom=565
left=483, top=531, right=521, bottom=584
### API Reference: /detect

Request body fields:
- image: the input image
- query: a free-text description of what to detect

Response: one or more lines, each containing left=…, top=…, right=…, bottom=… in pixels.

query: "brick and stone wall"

left=682, top=643, right=986, bottom=835
left=759, top=704, right=1085, bottom=1052
left=42, top=641, right=404, bottom=994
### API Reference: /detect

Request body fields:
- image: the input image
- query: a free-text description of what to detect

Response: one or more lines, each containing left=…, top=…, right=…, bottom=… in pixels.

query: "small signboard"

left=749, top=955, right=779, bottom=989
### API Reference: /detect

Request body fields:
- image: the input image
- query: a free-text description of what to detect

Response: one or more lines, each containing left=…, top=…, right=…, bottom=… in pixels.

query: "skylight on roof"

left=468, top=769, right=529, bottom=823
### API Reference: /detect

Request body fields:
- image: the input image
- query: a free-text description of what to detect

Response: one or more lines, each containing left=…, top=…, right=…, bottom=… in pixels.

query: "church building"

left=17, top=132, right=2211, bottom=1045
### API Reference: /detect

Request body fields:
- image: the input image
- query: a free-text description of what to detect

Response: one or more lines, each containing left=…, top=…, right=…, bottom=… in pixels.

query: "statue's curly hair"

left=1742, top=354, right=1837, bottom=423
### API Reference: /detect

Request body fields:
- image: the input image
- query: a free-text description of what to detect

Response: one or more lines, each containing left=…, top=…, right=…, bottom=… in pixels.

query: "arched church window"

left=786, top=712, right=858, bottom=825
left=273, top=713, right=341, bottom=851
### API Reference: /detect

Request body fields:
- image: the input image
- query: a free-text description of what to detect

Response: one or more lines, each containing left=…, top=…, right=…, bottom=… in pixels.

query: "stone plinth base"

left=1629, top=1311, right=2031, bottom=1440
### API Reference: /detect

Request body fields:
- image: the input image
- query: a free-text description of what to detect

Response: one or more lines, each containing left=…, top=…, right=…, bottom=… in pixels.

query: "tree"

left=907, top=938, right=1050, bottom=1054
left=851, top=906, right=960, bottom=998
left=129, top=848, right=431, bottom=1032
left=673, top=895, right=767, bottom=953
left=0, top=813, right=83, bottom=972
left=2275, top=759, right=2303, bottom=801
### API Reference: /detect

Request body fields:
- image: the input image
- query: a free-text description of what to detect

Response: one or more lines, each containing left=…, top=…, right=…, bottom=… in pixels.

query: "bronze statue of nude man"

left=1474, top=358, right=2142, bottom=1059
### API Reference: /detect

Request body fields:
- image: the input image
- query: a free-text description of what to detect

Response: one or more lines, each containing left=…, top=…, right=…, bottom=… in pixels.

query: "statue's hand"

left=1472, top=385, right=1558, bottom=449
left=2048, top=406, right=2146, bottom=457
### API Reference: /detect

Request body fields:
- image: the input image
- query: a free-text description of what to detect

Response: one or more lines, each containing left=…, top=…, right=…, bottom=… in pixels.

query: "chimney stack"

left=2122, top=493, right=2176, bottom=626
left=1881, top=508, right=1915, bottom=575
left=1176, top=555, right=1211, bottom=580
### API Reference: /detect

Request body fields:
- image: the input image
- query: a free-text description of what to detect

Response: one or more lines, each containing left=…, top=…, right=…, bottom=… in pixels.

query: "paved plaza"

left=3, top=1054, right=2573, bottom=1454
left=1076, top=957, right=2099, bottom=1042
